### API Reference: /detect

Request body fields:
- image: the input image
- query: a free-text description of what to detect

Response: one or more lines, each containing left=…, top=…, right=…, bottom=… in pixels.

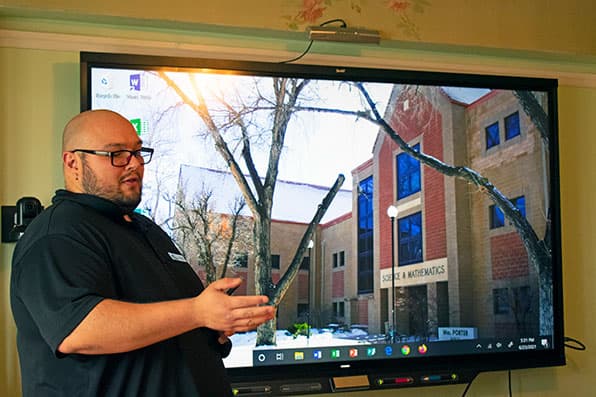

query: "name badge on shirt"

left=168, top=252, right=187, bottom=262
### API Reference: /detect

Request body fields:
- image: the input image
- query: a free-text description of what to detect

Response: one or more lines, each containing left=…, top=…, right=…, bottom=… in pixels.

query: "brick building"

left=173, top=85, right=548, bottom=338
left=342, top=85, right=548, bottom=338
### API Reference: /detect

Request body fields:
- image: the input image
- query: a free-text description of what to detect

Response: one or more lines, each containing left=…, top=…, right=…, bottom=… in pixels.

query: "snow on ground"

left=224, top=328, right=370, bottom=368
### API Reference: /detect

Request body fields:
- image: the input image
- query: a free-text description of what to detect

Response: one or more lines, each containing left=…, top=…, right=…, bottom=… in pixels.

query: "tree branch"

left=274, top=174, right=346, bottom=305
left=159, top=71, right=261, bottom=217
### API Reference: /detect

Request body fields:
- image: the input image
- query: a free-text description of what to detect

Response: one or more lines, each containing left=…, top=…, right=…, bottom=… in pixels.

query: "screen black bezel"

left=80, top=51, right=565, bottom=392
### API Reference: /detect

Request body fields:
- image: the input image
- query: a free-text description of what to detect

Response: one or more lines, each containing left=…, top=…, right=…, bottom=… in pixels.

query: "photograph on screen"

left=87, top=62, right=557, bottom=376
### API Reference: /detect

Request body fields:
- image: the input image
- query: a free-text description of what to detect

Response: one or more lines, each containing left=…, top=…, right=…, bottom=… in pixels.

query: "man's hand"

left=57, top=277, right=276, bottom=355
left=193, top=278, right=276, bottom=335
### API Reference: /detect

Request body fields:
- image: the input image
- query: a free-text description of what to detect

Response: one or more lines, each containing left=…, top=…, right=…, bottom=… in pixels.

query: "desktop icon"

left=130, top=73, right=141, bottom=91
left=129, top=118, right=148, bottom=136
left=417, top=344, right=428, bottom=354
left=99, top=74, right=112, bottom=89
left=401, top=345, right=411, bottom=356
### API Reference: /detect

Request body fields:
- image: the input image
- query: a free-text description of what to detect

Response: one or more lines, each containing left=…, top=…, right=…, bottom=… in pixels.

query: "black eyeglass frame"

left=71, top=147, right=154, bottom=167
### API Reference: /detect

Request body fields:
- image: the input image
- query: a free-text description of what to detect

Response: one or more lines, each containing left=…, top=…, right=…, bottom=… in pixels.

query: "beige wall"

left=1, top=0, right=595, bottom=57
left=1, top=2, right=595, bottom=396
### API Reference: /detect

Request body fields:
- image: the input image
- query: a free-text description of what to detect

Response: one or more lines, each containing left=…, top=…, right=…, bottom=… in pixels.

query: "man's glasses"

left=71, top=147, right=154, bottom=167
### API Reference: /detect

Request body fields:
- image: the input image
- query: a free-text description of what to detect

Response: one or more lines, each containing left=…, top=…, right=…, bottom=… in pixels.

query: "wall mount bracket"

left=307, top=26, right=381, bottom=44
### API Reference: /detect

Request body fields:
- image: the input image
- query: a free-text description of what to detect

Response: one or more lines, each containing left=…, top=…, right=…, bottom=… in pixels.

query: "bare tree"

left=514, top=90, right=549, bottom=146
left=297, top=83, right=553, bottom=335
left=172, top=184, right=250, bottom=284
left=157, top=73, right=344, bottom=345
left=135, top=97, right=188, bottom=230
left=156, top=71, right=553, bottom=343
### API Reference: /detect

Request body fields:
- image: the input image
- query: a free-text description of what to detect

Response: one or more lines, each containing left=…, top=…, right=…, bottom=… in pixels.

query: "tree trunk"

left=254, top=213, right=277, bottom=346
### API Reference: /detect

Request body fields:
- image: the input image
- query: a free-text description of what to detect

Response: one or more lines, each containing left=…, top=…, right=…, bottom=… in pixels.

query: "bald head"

left=62, top=109, right=137, bottom=152
left=62, top=110, right=145, bottom=209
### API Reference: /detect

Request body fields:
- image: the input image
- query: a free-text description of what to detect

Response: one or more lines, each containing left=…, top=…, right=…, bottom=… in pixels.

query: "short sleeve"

left=12, top=234, right=116, bottom=355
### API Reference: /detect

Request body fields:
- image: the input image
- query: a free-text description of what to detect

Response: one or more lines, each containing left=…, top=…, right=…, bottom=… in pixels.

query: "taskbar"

left=251, top=335, right=553, bottom=366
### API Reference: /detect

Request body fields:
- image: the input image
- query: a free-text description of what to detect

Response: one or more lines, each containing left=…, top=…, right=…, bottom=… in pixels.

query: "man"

left=10, top=109, right=276, bottom=396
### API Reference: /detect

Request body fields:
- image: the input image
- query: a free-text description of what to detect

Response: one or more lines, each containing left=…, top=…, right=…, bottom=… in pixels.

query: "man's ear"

left=63, top=151, right=83, bottom=191
left=63, top=151, right=79, bottom=171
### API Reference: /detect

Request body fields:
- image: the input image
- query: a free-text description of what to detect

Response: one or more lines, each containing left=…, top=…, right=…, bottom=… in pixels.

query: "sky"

left=91, top=67, right=490, bottom=224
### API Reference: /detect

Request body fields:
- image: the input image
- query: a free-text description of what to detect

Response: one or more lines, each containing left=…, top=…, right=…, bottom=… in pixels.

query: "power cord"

left=564, top=336, right=586, bottom=350
left=279, top=40, right=314, bottom=64
left=460, top=371, right=512, bottom=397
left=459, top=373, right=476, bottom=397
left=279, top=19, right=348, bottom=64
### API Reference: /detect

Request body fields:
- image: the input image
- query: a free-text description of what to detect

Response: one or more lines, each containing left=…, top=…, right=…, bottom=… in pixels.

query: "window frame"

left=504, top=111, right=521, bottom=141
left=300, top=255, right=310, bottom=270
left=271, top=254, right=281, bottom=269
left=489, top=195, right=526, bottom=230
left=493, top=287, right=510, bottom=315
left=396, top=143, right=421, bottom=200
left=357, top=176, right=374, bottom=294
left=397, top=211, right=423, bottom=266
left=485, top=121, right=500, bottom=150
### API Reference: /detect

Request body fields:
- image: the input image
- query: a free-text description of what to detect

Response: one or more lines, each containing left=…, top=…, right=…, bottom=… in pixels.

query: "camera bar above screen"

left=80, top=51, right=565, bottom=395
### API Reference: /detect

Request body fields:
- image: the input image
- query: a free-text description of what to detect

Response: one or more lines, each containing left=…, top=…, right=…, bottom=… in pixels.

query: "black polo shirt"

left=11, top=190, right=233, bottom=396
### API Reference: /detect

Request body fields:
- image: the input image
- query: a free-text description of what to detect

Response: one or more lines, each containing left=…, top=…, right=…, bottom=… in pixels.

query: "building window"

left=233, top=252, right=248, bottom=268
left=333, top=301, right=345, bottom=318
left=489, top=195, right=526, bottom=229
left=300, top=256, right=310, bottom=270
left=332, top=251, right=345, bottom=268
left=493, top=288, right=509, bottom=314
left=271, top=254, right=280, bottom=269
left=511, top=285, right=531, bottom=314
left=297, top=304, right=309, bottom=320
left=357, top=176, right=374, bottom=294
left=396, top=143, right=421, bottom=199
left=513, top=196, right=526, bottom=217
left=505, top=111, right=521, bottom=140
left=493, top=286, right=531, bottom=315
left=485, top=121, right=500, bottom=149
left=398, top=212, right=423, bottom=266
left=489, top=204, right=505, bottom=229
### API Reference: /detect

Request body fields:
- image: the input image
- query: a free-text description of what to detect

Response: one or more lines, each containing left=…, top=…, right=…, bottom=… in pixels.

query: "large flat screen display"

left=81, top=51, right=565, bottom=395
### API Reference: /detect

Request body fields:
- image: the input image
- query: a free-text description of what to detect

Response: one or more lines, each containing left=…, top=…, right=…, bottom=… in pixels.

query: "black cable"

left=460, top=380, right=473, bottom=397
left=319, top=18, right=347, bottom=28
left=279, top=40, right=314, bottom=64
left=279, top=18, right=348, bottom=64
left=459, top=373, right=478, bottom=397
left=461, top=371, right=513, bottom=397
left=501, top=336, right=586, bottom=397
left=564, top=336, right=586, bottom=350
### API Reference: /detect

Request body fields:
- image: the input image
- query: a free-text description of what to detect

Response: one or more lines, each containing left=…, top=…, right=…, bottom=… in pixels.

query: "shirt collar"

left=52, top=189, right=133, bottom=221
